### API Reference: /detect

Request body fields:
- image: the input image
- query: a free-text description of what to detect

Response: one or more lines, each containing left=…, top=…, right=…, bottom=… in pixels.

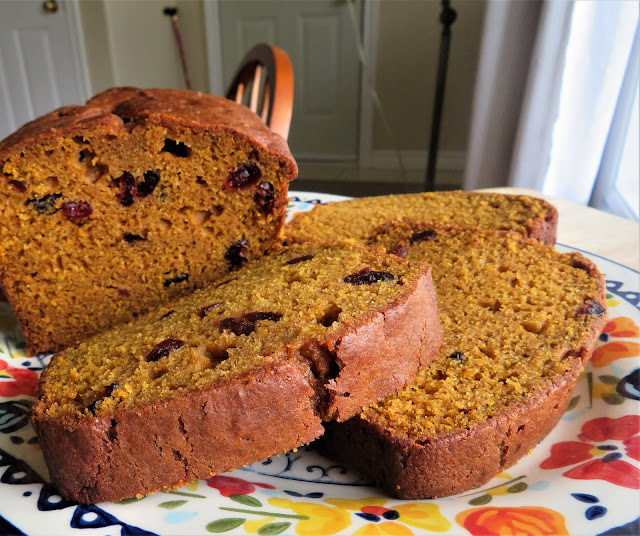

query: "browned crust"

left=0, top=87, right=296, bottom=175
left=520, top=196, right=558, bottom=246
left=318, top=250, right=607, bottom=499
left=32, top=259, right=442, bottom=503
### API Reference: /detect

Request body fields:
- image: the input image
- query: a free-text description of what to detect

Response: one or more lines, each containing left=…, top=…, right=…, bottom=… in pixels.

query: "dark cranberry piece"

left=343, top=267, right=395, bottom=285
left=146, top=338, right=186, bottom=362
left=286, top=255, right=314, bottom=265
left=225, top=162, right=262, bottom=190
left=27, top=193, right=63, bottom=214
left=123, top=232, right=147, bottom=244
left=578, top=299, right=606, bottom=317
left=163, top=273, right=189, bottom=287
left=61, top=200, right=93, bottom=220
left=117, top=288, right=130, bottom=297
left=409, top=229, right=437, bottom=243
left=117, top=172, right=136, bottom=206
left=390, top=245, right=408, bottom=258
left=9, top=179, right=27, bottom=192
left=198, top=303, right=221, bottom=318
left=449, top=351, right=466, bottom=363
left=225, top=239, right=249, bottom=270
left=88, top=382, right=121, bottom=414
left=255, top=181, right=275, bottom=213
left=219, top=312, right=282, bottom=336
left=162, top=139, right=190, bottom=158
left=136, top=170, right=160, bottom=197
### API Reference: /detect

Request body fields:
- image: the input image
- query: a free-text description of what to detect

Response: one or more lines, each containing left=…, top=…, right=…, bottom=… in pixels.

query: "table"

left=478, top=187, right=640, bottom=271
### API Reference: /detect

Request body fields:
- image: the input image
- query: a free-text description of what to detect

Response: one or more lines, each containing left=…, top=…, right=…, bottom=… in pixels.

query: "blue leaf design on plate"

left=597, top=516, right=640, bottom=536
left=571, top=493, right=599, bottom=503
left=356, top=512, right=380, bottom=522
left=586, top=505, right=608, bottom=520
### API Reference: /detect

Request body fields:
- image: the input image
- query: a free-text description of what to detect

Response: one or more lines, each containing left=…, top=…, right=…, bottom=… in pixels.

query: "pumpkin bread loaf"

left=31, top=242, right=442, bottom=503
left=319, top=222, right=607, bottom=499
left=0, top=87, right=297, bottom=355
left=284, top=191, right=558, bottom=246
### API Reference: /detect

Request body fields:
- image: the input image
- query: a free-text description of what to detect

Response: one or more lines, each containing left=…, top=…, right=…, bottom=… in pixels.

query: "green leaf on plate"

left=598, top=375, right=619, bottom=385
left=602, top=393, right=625, bottom=405
left=206, top=518, right=246, bottom=533
left=469, top=494, right=492, bottom=506
left=116, top=497, right=142, bottom=504
left=158, top=500, right=188, bottom=509
left=566, top=395, right=580, bottom=411
left=229, top=494, right=262, bottom=507
left=507, top=482, right=528, bottom=493
left=258, top=521, right=291, bottom=535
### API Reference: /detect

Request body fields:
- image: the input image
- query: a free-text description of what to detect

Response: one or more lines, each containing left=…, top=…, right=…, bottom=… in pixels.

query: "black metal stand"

left=425, top=0, right=457, bottom=191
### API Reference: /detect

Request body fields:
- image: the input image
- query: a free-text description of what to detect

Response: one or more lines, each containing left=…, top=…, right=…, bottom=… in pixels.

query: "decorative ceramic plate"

left=1, top=191, right=638, bottom=536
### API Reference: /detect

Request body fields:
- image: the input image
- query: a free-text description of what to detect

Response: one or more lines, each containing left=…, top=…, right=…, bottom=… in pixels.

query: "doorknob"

left=42, top=0, right=59, bottom=14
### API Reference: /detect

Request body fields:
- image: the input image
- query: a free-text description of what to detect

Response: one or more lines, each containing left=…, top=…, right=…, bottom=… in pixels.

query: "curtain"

left=464, top=0, right=639, bottom=221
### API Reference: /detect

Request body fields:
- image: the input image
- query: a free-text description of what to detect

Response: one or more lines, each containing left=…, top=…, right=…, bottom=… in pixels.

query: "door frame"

left=203, top=0, right=379, bottom=167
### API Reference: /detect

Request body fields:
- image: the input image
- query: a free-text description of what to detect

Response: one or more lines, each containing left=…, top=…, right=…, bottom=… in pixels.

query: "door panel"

left=219, top=0, right=362, bottom=161
left=0, top=0, right=87, bottom=140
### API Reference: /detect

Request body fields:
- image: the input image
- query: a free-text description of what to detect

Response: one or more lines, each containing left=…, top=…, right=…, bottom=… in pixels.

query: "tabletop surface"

left=477, top=187, right=640, bottom=272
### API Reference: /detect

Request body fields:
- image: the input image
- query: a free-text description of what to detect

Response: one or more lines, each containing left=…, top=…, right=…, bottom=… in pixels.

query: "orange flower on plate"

left=592, top=317, right=639, bottom=368
left=456, top=506, right=568, bottom=536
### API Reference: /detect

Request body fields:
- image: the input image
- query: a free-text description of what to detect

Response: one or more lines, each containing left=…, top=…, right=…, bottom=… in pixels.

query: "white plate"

left=1, top=191, right=638, bottom=535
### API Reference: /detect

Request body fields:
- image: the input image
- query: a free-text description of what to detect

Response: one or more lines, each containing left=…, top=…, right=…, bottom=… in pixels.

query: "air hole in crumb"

left=149, top=368, right=167, bottom=380
left=44, top=176, right=59, bottom=188
left=56, top=256, right=64, bottom=270
left=195, top=177, right=207, bottom=186
left=204, top=347, right=230, bottom=367
left=162, top=139, right=191, bottom=158
left=44, top=149, right=54, bottom=156
left=193, top=210, right=211, bottom=225
left=319, top=305, right=342, bottom=327
left=73, top=135, right=88, bottom=145
left=212, top=205, right=224, bottom=216
left=517, top=424, right=525, bottom=432
left=159, top=218, right=172, bottom=231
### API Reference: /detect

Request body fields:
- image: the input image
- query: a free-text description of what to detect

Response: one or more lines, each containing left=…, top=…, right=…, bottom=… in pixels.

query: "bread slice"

left=31, top=242, right=442, bottom=503
left=284, top=191, right=558, bottom=246
left=0, top=87, right=297, bottom=355
left=319, top=222, right=607, bottom=499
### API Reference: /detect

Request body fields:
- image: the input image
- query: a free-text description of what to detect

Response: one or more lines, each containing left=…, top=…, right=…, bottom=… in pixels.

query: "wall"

left=373, top=0, right=486, bottom=155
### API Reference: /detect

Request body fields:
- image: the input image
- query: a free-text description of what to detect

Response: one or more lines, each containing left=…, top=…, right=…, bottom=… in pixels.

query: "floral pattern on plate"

left=0, top=191, right=638, bottom=535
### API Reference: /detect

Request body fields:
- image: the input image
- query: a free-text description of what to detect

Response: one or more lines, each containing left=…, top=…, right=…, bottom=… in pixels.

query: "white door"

left=0, top=0, right=88, bottom=140
left=217, top=0, right=362, bottom=161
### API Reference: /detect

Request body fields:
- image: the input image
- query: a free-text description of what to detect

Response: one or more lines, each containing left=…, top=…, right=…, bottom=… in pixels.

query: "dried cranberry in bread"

left=0, top=87, right=297, bottom=355
left=284, top=191, right=558, bottom=246
left=319, top=222, right=607, bottom=499
left=31, top=242, right=442, bottom=503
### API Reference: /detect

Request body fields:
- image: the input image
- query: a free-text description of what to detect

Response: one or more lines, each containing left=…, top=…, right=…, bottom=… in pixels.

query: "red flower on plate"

left=540, top=416, right=640, bottom=489
left=0, top=359, right=38, bottom=398
left=206, top=475, right=275, bottom=496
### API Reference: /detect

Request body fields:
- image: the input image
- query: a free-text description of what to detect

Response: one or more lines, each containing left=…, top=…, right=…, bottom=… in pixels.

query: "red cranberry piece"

left=286, top=255, right=314, bottom=265
left=343, top=267, right=395, bottom=285
left=198, top=303, right=221, bottom=318
left=123, top=232, right=147, bottom=244
left=578, top=299, right=606, bottom=317
left=9, top=179, right=27, bottom=192
left=28, top=193, right=62, bottom=214
left=117, top=172, right=135, bottom=206
left=225, top=239, right=249, bottom=270
left=225, top=162, right=262, bottom=190
left=255, top=181, right=275, bottom=213
left=409, top=229, right=437, bottom=243
left=146, top=338, right=186, bottom=362
left=136, top=170, right=160, bottom=197
left=117, top=288, right=130, bottom=297
left=162, top=139, right=190, bottom=158
left=219, top=312, right=282, bottom=336
left=61, top=200, right=93, bottom=220
left=163, top=273, right=189, bottom=287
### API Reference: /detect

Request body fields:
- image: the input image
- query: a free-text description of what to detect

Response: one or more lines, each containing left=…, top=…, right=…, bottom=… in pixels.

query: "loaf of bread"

left=0, top=87, right=298, bottom=355
left=319, top=222, right=607, bottom=499
left=284, top=191, right=558, bottom=246
left=31, top=242, right=442, bottom=503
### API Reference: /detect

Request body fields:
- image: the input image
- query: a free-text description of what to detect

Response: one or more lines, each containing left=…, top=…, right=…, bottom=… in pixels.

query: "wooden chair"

left=226, top=43, right=294, bottom=140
